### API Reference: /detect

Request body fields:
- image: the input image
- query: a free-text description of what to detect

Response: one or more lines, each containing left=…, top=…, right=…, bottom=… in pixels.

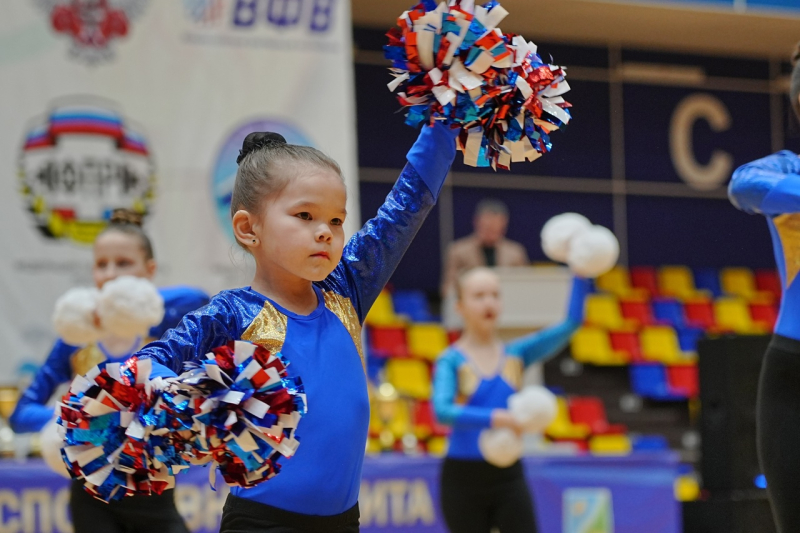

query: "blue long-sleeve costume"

left=135, top=123, right=458, bottom=517
left=432, top=277, right=590, bottom=460
left=10, top=286, right=210, bottom=434
left=729, top=150, right=800, bottom=340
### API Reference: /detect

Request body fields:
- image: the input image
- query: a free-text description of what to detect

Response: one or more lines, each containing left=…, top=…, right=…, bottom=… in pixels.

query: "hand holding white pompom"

left=541, top=213, right=619, bottom=278
left=508, top=386, right=558, bottom=434
left=478, top=428, right=523, bottom=468
left=40, top=418, right=70, bottom=478
left=96, top=276, right=165, bottom=339
left=52, top=287, right=102, bottom=346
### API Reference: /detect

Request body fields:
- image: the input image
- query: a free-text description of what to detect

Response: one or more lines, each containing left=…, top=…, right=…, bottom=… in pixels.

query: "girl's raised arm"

left=729, top=151, right=800, bottom=216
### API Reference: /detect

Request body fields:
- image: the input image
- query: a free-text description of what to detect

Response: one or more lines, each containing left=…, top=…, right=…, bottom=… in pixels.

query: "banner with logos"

left=0, top=0, right=359, bottom=382
left=0, top=454, right=680, bottom=533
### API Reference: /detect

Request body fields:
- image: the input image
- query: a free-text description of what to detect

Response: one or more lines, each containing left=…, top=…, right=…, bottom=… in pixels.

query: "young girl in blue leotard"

left=133, top=124, right=458, bottom=532
left=727, top=42, right=800, bottom=533
left=433, top=266, right=589, bottom=533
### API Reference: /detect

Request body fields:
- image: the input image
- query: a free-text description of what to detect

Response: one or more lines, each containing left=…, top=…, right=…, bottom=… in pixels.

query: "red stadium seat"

left=620, top=296, right=656, bottom=327
left=666, top=365, right=698, bottom=398
left=755, top=269, right=782, bottom=303
left=630, top=266, right=660, bottom=297
left=369, top=326, right=409, bottom=358
left=684, top=298, right=716, bottom=331
left=568, top=396, right=627, bottom=435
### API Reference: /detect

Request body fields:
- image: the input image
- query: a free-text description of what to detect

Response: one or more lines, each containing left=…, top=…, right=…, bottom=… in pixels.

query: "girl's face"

left=456, top=269, right=502, bottom=333
left=92, top=231, right=156, bottom=289
left=251, top=166, right=347, bottom=283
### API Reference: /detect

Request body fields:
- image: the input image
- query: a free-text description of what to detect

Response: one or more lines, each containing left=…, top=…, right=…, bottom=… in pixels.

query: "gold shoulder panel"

left=241, top=300, right=288, bottom=354
left=457, top=364, right=480, bottom=398
left=500, top=357, right=523, bottom=391
left=321, top=290, right=365, bottom=371
left=774, top=213, right=800, bottom=289
left=70, top=344, right=105, bottom=377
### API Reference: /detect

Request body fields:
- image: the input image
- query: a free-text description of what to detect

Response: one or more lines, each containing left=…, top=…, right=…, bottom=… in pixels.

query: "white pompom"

left=508, top=386, right=558, bottom=434
left=478, top=428, right=523, bottom=468
left=96, top=276, right=164, bottom=340
left=567, top=225, right=620, bottom=278
left=52, top=287, right=101, bottom=346
left=541, top=213, right=592, bottom=263
left=40, top=419, right=70, bottom=478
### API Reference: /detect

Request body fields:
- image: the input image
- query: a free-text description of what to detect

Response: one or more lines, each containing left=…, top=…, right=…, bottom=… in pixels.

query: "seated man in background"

left=441, top=198, right=529, bottom=298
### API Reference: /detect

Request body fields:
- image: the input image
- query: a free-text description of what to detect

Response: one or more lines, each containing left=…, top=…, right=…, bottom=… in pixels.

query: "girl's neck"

left=251, top=268, right=318, bottom=315
left=459, top=327, right=498, bottom=348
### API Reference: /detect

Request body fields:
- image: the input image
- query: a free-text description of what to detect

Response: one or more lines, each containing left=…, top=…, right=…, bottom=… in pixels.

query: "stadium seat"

left=568, top=396, right=627, bottom=435
left=609, top=331, right=643, bottom=362
left=369, top=326, right=408, bottom=358
left=365, top=289, right=403, bottom=326
left=694, top=267, right=723, bottom=298
left=755, top=269, right=782, bottom=302
left=407, top=323, right=450, bottom=361
left=571, top=327, right=630, bottom=365
left=675, top=326, right=704, bottom=353
left=630, top=266, right=660, bottom=297
left=392, top=289, right=434, bottom=322
left=630, top=364, right=683, bottom=400
left=750, top=302, right=778, bottom=331
left=596, top=266, right=641, bottom=297
left=666, top=365, right=698, bottom=398
left=589, top=434, right=632, bottom=455
left=632, top=435, right=669, bottom=452
left=652, top=298, right=686, bottom=327
left=721, top=267, right=772, bottom=302
left=586, top=294, right=634, bottom=330
left=640, top=326, right=687, bottom=364
left=658, top=265, right=699, bottom=300
left=620, top=296, right=655, bottom=327
left=386, top=359, right=431, bottom=399
left=714, top=296, right=766, bottom=334
left=546, top=397, right=591, bottom=440
left=684, top=297, right=716, bottom=331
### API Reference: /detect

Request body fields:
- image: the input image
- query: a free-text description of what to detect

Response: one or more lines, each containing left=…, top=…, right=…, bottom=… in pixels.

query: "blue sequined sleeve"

left=322, top=122, right=458, bottom=321
left=136, top=296, right=240, bottom=376
left=432, top=350, right=494, bottom=429
left=10, top=340, right=76, bottom=433
left=729, top=150, right=800, bottom=215
left=505, top=277, right=589, bottom=366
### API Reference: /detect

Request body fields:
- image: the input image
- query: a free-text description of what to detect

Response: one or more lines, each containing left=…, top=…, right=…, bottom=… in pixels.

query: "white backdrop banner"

left=0, top=0, right=359, bottom=383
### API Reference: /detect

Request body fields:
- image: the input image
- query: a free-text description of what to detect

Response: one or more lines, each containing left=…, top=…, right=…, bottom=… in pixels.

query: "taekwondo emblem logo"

left=18, top=97, right=156, bottom=245
left=212, top=118, right=312, bottom=242
left=37, top=0, right=149, bottom=64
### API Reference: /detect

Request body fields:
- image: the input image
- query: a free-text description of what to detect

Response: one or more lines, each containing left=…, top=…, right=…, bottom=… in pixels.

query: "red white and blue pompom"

left=385, top=0, right=572, bottom=170
left=59, top=341, right=306, bottom=502
left=161, top=341, right=306, bottom=488
left=58, top=357, right=179, bottom=502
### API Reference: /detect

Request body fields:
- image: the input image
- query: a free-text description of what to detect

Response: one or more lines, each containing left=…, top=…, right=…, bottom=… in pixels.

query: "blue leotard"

left=432, top=277, right=590, bottom=459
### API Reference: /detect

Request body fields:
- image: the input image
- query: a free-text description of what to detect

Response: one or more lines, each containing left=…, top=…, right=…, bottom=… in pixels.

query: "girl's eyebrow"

left=290, top=200, right=347, bottom=216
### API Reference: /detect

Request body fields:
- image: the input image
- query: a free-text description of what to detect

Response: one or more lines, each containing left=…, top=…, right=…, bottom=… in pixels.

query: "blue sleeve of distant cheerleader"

left=135, top=295, right=239, bottom=376
left=149, top=286, right=211, bottom=340
left=729, top=151, right=800, bottom=215
left=432, top=351, right=494, bottom=429
left=10, top=340, right=76, bottom=433
left=322, top=122, right=459, bottom=321
left=505, top=276, right=589, bottom=366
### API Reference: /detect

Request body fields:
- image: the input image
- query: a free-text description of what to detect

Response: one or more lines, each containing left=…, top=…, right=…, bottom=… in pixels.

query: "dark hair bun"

left=109, top=208, right=144, bottom=227
left=237, top=132, right=287, bottom=165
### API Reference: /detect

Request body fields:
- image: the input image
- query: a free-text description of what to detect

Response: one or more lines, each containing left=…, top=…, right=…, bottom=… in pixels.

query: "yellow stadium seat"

left=585, top=294, right=634, bottom=330
left=720, top=267, right=773, bottom=302
left=426, top=437, right=448, bottom=456
left=571, top=327, right=629, bottom=366
left=589, top=434, right=632, bottom=455
left=407, top=323, right=449, bottom=361
left=640, top=326, right=688, bottom=364
left=658, top=266, right=702, bottom=300
left=365, top=289, right=403, bottom=326
left=386, top=359, right=431, bottom=400
left=675, top=474, right=701, bottom=502
left=596, top=266, right=633, bottom=297
left=714, top=297, right=767, bottom=334
left=546, top=397, right=591, bottom=440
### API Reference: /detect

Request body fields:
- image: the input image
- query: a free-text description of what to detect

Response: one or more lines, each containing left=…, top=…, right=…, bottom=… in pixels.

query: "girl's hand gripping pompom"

left=478, top=427, right=523, bottom=468
left=507, top=386, right=558, bottom=434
